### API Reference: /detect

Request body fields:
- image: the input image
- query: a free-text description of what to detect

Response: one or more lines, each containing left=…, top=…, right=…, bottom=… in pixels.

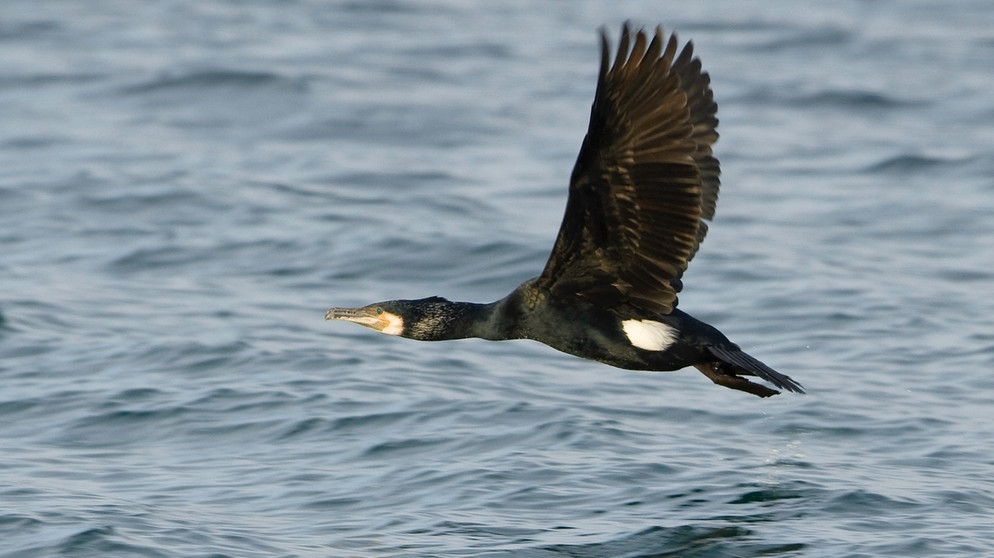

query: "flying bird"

left=327, top=24, right=803, bottom=397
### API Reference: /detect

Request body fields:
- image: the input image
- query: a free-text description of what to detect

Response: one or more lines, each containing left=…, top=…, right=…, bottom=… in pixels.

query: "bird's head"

left=325, top=297, right=456, bottom=340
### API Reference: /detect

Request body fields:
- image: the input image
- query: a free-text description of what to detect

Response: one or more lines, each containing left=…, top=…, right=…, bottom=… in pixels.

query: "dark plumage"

left=327, top=24, right=803, bottom=397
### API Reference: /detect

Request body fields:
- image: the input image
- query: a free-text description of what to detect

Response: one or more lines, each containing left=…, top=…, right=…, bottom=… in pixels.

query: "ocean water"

left=2, top=1, right=993, bottom=556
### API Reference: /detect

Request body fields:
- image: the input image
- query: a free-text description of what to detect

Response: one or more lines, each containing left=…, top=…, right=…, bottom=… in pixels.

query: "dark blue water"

left=2, top=1, right=993, bottom=556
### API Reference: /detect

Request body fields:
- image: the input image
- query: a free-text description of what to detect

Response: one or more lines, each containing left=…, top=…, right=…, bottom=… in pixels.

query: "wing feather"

left=536, top=23, right=720, bottom=315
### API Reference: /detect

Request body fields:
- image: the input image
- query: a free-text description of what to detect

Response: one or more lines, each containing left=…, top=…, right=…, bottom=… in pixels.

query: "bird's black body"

left=327, top=24, right=803, bottom=397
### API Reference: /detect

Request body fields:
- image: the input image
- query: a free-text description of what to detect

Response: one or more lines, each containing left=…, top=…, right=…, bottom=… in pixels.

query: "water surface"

left=2, top=1, right=993, bottom=556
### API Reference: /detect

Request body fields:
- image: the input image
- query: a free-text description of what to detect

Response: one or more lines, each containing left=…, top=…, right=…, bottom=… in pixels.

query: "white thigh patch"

left=622, top=319, right=678, bottom=351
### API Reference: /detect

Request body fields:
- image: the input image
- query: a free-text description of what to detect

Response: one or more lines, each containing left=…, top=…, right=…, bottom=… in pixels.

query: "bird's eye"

left=375, top=307, right=383, bottom=315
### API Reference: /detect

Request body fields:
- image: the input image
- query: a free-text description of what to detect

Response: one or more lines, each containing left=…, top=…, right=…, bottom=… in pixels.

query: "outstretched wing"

left=535, top=24, right=720, bottom=315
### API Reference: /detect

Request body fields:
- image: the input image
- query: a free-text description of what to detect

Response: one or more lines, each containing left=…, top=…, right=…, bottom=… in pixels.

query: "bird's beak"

left=325, top=306, right=388, bottom=331
left=326, top=305, right=405, bottom=336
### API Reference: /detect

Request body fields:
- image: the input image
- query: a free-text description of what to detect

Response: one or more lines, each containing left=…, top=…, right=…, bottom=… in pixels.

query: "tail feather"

left=698, top=346, right=805, bottom=397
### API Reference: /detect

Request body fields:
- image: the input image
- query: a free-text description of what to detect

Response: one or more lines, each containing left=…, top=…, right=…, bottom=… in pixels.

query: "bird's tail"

left=694, top=346, right=805, bottom=398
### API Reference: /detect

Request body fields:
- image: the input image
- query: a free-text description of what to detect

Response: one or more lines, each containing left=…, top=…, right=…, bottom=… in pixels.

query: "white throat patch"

left=622, top=319, right=678, bottom=351
left=379, top=311, right=405, bottom=336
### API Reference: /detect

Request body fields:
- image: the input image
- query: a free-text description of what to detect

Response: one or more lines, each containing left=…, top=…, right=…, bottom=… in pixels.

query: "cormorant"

left=327, top=24, right=803, bottom=397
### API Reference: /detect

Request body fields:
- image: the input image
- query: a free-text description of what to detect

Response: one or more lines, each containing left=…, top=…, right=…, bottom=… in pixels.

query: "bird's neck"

left=409, top=300, right=507, bottom=341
